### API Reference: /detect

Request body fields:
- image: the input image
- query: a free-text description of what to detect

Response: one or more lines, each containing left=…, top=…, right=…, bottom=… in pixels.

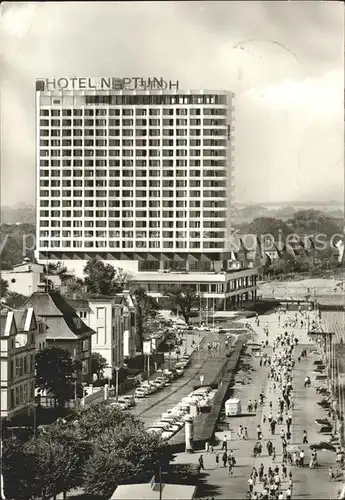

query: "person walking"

left=252, top=467, right=258, bottom=484
left=282, top=463, right=287, bottom=479
left=244, top=427, right=249, bottom=440
left=257, top=424, right=262, bottom=440
left=215, top=453, right=219, bottom=467
left=270, top=419, right=276, bottom=435
left=238, top=425, right=243, bottom=439
left=248, top=477, right=254, bottom=495
left=299, top=450, right=305, bottom=467
left=286, top=487, right=292, bottom=500
left=198, top=454, right=205, bottom=471
left=222, top=450, right=228, bottom=468
left=272, top=446, right=276, bottom=462
left=228, top=460, right=233, bottom=475
left=303, top=429, right=308, bottom=444
left=286, top=417, right=291, bottom=433
left=329, top=466, right=335, bottom=481
left=222, top=435, right=228, bottom=451
left=266, top=440, right=273, bottom=456
left=259, top=463, right=264, bottom=482
left=254, top=400, right=258, bottom=411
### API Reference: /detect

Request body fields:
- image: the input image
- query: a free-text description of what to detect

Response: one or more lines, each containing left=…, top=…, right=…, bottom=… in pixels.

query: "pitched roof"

left=65, top=298, right=91, bottom=311
left=44, top=317, right=79, bottom=340
left=13, top=310, right=27, bottom=331
left=23, top=291, right=94, bottom=338
left=110, top=482, right=196, bottom=500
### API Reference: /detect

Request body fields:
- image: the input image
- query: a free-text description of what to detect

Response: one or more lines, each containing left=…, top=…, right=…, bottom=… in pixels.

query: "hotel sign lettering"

left=36, top=77, right=180, bottom=92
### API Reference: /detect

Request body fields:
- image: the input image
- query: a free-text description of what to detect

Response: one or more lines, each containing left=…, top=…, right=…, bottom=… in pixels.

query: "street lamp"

left=166, top=341, right=173, bottom=370
left=114, top=366, right=120, bottom=403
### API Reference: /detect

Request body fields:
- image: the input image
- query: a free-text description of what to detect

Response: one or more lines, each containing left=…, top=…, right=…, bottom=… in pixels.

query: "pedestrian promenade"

left=174, top=310, right=342, bottom=499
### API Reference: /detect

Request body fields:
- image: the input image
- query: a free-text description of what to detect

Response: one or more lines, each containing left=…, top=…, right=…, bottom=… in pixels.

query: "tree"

left=83, top=258, right=132, bottom=295
left=167, top=286, right=198, bottom=325
left=2, top=425, right=88, bottom=500
left=45, top=261, right=70, bottom=283
left=35, top=347, right=75, bottom=408
left=287, top=209, right=343, bottom=239
left=91, top=352, right=108, bottom=380
left=74, top=403, right=139, bottom=442
left=1, top=278, right=9, bottom=298
left=239, top=217, right=291, bottom=240
left=2, top=435, right=37, bottom=500
left=133, top=287, right=160, bottom=353
left=2, top=404, right=174, bottom=500
left=3, top=291, right=28, bottom=308
left=0, top=223, right=35, bottom=270
left=83, top=423, right=171, bottom=497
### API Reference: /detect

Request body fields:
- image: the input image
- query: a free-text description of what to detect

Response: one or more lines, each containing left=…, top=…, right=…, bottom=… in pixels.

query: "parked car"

left=163, top=369, right=177, bottom=380
left=180, top=356, right=191, bottom=365
left=160, top=420, right=183, bottom=431
left=140, top=382, right=156, bottom=394
left=175, top=367, right=184, bottom=376
left=110, top=401, right=128, bottom=410
left=155, top=376, right=169, bottom=387
left=160, top=430, right=175, bottom=440
left=146, top=427, right=163, bottom=435
left=121, top=395, right=136, bottom=407
left=153, top=422, right=175, bottom=432
left=116, top=397, right=132, bottom=409
left=134, top=388, right=148, bottom=398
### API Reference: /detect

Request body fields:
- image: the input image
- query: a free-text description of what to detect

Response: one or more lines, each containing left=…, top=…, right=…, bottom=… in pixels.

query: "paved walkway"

left=174, top=310, right=342, bottom=499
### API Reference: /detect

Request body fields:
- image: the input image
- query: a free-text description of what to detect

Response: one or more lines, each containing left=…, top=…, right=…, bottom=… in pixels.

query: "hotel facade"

left=35, top=77, right=258, bottom=310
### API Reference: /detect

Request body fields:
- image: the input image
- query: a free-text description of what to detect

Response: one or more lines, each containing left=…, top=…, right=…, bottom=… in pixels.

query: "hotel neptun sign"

left=36, top=77, right=180, bottom=92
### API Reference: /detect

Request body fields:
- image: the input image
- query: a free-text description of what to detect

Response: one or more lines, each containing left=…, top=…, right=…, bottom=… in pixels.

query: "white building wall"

left=1, top=270, right=41, bottom=296
left=88, top=301, right=113, bottom=379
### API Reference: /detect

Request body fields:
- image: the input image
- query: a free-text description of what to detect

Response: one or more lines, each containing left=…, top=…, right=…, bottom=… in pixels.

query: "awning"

left=159, top=253, right=171, bottom=262
left=120, top=253, right=130, bottom=260
left=173, top=254, right=184, bottom=262
left=146, top=253, right=158, bottom=262
left=186, top=254, right=198, bottom=262
left=132, top=253, right=145, bottom=261
left=199, top=254, right=211, bottom=262
left=320, top=311, right=345, bottom=343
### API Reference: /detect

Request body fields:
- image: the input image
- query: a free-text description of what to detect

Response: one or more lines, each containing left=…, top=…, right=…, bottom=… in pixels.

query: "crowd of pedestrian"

left=197, top=307, right=340, bottom=499
left=243, top=308, right=321, bottom=499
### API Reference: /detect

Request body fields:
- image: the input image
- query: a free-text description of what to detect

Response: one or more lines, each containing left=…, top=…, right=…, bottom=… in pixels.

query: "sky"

left=0, top=1, right=344, bottom=207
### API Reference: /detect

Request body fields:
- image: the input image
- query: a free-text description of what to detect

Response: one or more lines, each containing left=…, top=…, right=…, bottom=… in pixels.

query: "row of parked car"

left=109, top=354, right=192, bottom=410
left=146, top=386, right=215, bottom=441
left=133, top=355, right=191, bottom=399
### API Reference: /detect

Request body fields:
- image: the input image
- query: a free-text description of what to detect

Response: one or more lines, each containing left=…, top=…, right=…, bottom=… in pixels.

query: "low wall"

left=168, top=336, right=246, bottom=453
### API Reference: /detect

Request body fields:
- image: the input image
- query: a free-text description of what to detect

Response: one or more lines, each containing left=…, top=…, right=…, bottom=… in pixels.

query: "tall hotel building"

left=35, top=77, right=258, bottom=310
